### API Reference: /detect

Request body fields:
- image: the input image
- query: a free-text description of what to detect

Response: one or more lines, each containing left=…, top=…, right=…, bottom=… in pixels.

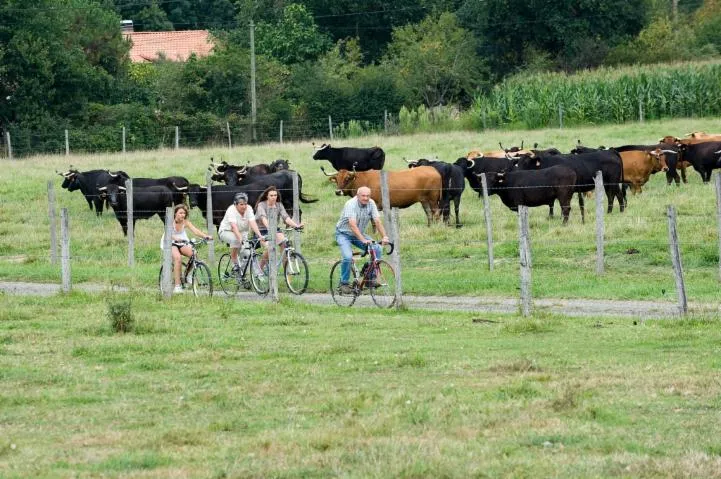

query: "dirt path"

left=3, top=280, right=717, bottom=318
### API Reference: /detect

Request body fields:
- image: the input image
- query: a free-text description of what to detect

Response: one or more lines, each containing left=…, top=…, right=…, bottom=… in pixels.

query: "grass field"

left=2, top=117, right=721, bottom=305
left=2, top=292, right=721, bottom=477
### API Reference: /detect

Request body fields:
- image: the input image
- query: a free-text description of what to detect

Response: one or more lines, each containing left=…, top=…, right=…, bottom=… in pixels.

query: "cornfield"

left=471, top=61, right=721, bottom=129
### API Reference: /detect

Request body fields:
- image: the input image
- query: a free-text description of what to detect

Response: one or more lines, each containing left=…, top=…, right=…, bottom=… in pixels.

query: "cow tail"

left=300, top=193, right=318, bottom=203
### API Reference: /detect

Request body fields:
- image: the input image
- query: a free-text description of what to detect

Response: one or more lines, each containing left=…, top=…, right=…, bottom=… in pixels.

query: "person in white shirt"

left=218, top=192, right=267, bottom=271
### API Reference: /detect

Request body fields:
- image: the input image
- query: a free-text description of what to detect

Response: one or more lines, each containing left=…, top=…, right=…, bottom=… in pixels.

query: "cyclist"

left=160, top=204, right=213, bottom=294
left=218, top=192, right=267, bottom=274
left=335, top=186, right=389, bottom=294
left=255, top=186, right=304, bottom=270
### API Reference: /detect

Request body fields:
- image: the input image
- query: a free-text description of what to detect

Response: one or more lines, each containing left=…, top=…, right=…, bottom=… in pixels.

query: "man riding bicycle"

left=218, top=192, right=267, bottom=274
left=335, top=186, right=389, bottom=294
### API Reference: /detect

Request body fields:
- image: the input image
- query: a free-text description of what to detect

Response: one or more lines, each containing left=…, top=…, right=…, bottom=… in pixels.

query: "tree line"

left=2, top=0, right=720, bottom=155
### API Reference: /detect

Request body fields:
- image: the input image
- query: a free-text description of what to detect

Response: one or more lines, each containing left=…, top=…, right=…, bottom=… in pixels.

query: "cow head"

left=312, top=143, right=330, bottom=160
left=649, top=149, right=672, bottom=173
left=270, top=159, right=290, bottom=172
left=97, top=184, right=126, bottom=208
left=57, top=167, right=78, bottom=189
left=330, top=169, right=356, bottom=196
left=454, top=157, right=476, bottom=171
left=475, top=171, right=503, bottom=188
left=186, top=184, right=207, bottom=208
left=659, top=135, right=681, bottom=146
left=514, top=152, right=540, bottom=169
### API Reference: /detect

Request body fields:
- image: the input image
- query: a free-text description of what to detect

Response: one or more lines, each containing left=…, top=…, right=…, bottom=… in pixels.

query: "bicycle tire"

left=284, top=251, right=309, bottom=295
left=191, top=261, right=213, bottom=297
left=370, top=259, right=396, bottom=308
left=329, top=260, right=359, bottom=307
left=217, top=253, right=241, bottom=296
left=249, top=255, right=270, bottom=296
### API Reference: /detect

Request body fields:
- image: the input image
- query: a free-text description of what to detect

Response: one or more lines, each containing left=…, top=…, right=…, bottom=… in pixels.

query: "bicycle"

left=329, top=241, right=396, bottom=308
left=158, top=238, right=213, bottom=297
left=217, top=237, right=269, bottom=296
left=269, top=227, right=309, bottom=295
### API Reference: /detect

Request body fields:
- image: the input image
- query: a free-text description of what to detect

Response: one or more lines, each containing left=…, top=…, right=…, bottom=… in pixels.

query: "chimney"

left=121, top=20, right=134, bottom=33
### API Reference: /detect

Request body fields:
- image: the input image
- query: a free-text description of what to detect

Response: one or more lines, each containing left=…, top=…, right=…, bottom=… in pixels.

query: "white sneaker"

left=173, top=285, right=184, bottom=294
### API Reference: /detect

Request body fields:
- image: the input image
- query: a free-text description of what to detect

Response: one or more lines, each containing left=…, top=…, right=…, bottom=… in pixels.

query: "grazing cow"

left=407, top=158, right=465, bottom=227
left=514, top=149, right=624, bottom=223
left=480, top=166, right=577, bottom=224
left=322, top=167, right=442, bottom=225
left=97, top=183, right=174, bottom=236
left=209, top=159, right=289, bottom=186
left=312, top=144, right=385, bottom=171
left=188, top=170, right=317, bottom=227
left=618, top=149, right=669, bottom=194
left=57, top=168, right=129, bottom=216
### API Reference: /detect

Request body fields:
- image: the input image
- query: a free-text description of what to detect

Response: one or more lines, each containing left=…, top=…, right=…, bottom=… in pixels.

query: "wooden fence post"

left=594, top=171, right=605, bottom=275
left=715, top=173, right=721, bottom=282
left=380, top=172, right=402, bottom=308
left=328, top=115, right=333, bottom=140
left=518, top=205, right=532, bottom=317
left=226, top=121, right=232, bottom=149
left=174, top=126, right=179, bottom=150
left=384, top=110, right=388, bottom=134
left=480, top=173, right=494, bottom=271
left=391, top=207, right=403, bottom=308
left=162, top=207, right=173, bottom=298
left=639, top=97, right=644, bottom=123
left=292, top=171, right=302, bottom=254
left=126, top=178, right=134, bottom=267
left=65, top=129, right=69, bottom=156
left=558, top=104, right=564, bottom=129
left=667, top=205, right=687, bottom=315
left=380, top=171, right=393, bottom=235
left=268, top=207, right=279, bottom=302
left=205, top=170, right=215, bottom=265
left=5, top=131, right=12, bottom=160
left=482, top=109, right=487, bottom=130
left=122, top=126, right=126, bottom=153
left=280, top=120, right=283, bottom=144
left=48, top=181, right=58, bottom=264
left=60, top=208, right=71, bottom=293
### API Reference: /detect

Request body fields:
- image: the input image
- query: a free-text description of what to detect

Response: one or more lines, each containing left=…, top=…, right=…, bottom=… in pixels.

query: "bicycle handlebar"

left=360, top=241, right=394, bottom=257
left=173, top=237, right=212, bottom=247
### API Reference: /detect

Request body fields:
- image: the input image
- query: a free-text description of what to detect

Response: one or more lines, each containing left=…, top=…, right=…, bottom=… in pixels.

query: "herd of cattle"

left=56, top=132, right=721, bottom=235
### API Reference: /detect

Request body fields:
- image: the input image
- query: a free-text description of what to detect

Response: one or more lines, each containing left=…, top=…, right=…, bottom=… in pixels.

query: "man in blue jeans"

left=335, top=186, right=389, bottom=294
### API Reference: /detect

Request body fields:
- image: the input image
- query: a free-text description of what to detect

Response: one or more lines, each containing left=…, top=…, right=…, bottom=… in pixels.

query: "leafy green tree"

left=134, top=1, right=174, bottom=31
left=383, top=12, right=485, bottom=107
left=605, top=16, right=701, bottom=65
left=255, top=4, right=331, bottom=64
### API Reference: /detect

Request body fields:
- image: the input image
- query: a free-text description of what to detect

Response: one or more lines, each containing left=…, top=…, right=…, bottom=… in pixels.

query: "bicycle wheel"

left=158, top=262, right=183, bottom=294
left=217, top=253, right=240, bottom=296
left=284, top=251, right=309, bottom=295
left=191, top=262, right=213, bottom=297
left=370, top=260, right=396, bottom=308
left=329, top=260, right=359, bottom=307
left=249, top=255, right=270, bottom=296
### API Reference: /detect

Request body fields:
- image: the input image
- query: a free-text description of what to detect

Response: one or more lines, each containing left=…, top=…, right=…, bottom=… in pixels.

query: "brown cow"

left=323, top=167, right=442, bottom=225
left=685, top=131, right=721, bottom=140
left=619, top=149, right=669, bottom=195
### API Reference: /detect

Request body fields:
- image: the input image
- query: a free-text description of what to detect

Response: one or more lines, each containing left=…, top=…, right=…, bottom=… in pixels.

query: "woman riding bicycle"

left=255, top=186, right=304, bottom=270
left=160, top=204, right=213, bottom=294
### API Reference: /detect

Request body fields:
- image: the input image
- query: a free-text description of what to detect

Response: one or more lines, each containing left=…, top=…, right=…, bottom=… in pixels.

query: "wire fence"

left=30, top=171, right=721, bottom=316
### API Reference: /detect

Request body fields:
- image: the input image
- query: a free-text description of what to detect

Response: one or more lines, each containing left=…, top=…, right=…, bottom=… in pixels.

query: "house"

left=122, top=21, right=214, bottom=63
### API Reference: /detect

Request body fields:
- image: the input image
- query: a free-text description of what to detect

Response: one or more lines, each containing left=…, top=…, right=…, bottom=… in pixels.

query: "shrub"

left=106, top=297, right=134, bottom=334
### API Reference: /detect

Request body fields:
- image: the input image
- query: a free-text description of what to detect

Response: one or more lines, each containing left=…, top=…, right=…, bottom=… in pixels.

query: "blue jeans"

left=336, top=230, right=381, bottom=284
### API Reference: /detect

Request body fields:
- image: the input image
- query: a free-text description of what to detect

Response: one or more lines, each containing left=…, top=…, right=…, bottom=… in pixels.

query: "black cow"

left=675, top=141, right=721, bottom=183
left=98, top=183, right=174, bottom=236
left=407, top=158, right=465, bottom=227
left=130, top=176, right=190, bottom=205
left=312, top=144, right=385, bottom=171
left=209, top=159, right=289, bottom=186
left=57, top=168, right=129, bottom=216
left=514, top=149, right=624, bottom=223
left=188, top=171, right=317, bottom=227
left=480, top=166, right=578, bottom=224
left=453, top=156, right=515, bottom=196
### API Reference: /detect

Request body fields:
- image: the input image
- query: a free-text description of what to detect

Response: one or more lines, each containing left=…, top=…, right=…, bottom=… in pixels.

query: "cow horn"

left=352, top=162, right=358, bottom=173
left=200, top=186, right=207, bottom=191
left=320, top=166, right=334, bottom=177
left=499, top=142, right=505, bottom=151
left=109, top=172, right=119, bottom=177
left=467, top=159, right=475, bottom=169
left=715, top=150, right=721, bottom=155
left=661, top=149, right=677, bottom=154
left=119, top=186, right=127, bottom=191
left=172, top=183, right=188, bottom=191
left=520, top=141, right=524, bottom=149
left=97, top=186, right=107, bottom=191
left=238, top=165, right=247, bottom=174
left=56, top=170, right=67, bottom=177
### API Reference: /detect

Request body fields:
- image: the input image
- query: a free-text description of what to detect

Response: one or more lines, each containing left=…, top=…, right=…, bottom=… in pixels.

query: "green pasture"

left=1, top=117, right=721, bottom=303
left=2, top=292, right=721, bottom=477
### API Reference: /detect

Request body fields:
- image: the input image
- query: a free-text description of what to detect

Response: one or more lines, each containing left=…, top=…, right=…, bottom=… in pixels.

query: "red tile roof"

left=123, top=30, right=214, bottom=63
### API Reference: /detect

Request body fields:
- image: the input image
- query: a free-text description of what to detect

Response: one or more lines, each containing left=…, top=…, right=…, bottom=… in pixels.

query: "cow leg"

left=454, top=197, right=462, bottom=228
left=421, top=201, right=433, bottom=226
left=680, top=165, right=688, bottom=183
left=578, top=192, right=585, bottom=224
left=561, top=197, right=571, bottom=225
left=548, top=200, right=555, bottom=218
left=94, top=197, right=104, bottom=217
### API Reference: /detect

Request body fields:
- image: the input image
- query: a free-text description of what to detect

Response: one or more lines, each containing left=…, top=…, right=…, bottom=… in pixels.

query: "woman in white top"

left=162, top=204, right=213, bottom=293
left=218, top=192, right=267, bottom=270
left=255, top=186, right=304, bottom=270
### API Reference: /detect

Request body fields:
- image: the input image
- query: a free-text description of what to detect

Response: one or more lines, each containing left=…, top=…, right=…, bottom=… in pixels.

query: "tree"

left=255, top=4, right=331, bottom=64
left=383, top=12, right=485, bottom=107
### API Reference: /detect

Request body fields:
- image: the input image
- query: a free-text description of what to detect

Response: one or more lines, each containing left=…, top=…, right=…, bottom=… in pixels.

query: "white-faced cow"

left=312, top=144, right=385, bottom=171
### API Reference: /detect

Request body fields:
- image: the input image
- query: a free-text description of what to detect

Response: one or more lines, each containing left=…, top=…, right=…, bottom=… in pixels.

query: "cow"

left=406, top=158, right=465, bottom=227
left=322, top=167, right=442, bottom=226
left=57, top=168, right=129, bottom=216
left=617, top=149, right=669, bottom=195
left=188, top=170, right=317, bottom=227
left=209, top=159, right=289, bottom=186
left=612, top=144, right=681, bottom=187
left=685, top=131, right=721, bottom=140
left=97, top=183, right=174, bottom=236
left=453, top=156, right=515, bottom=197
left=465, top=142, right=533, bottom=160
left=130, top=176, right=190, bottom=205
left=513, top=149, right=625, bottom=223
left=312, top=144, right=385, bottom=171
left=479, top=166, right=577, bottom=224
left=672, top=140, right=721, bottom=183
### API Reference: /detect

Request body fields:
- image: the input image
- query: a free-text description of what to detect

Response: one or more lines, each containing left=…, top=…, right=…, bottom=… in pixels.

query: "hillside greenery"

left=2, top=1, right=721, bottom=155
